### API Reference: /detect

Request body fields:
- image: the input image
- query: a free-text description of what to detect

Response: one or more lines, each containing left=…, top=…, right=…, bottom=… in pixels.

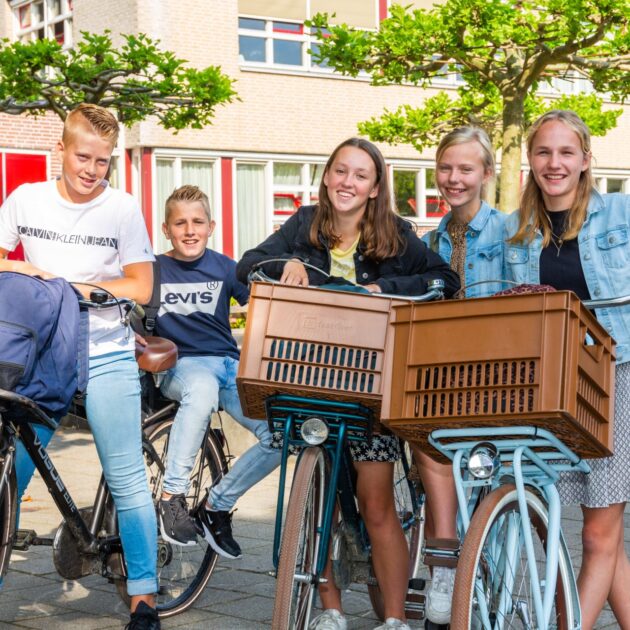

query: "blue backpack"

left=0, top=272, right=88, bottom=417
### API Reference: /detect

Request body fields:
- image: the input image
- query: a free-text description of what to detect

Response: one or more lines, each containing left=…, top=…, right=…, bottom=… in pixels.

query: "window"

left=273, top=161, right=323, bottom=228
left=238, top=17, right=332, bottom=71
left=391, top=167, right=448, bottom=224
left=233, top=158, right=325, bottom=257
left=236, top=163, right=266, bottom=257
left=596, top=176, right=630, bottom=194
left=153, top=157, right=217, bottom=254
left=13, top=0, right=73, bottom=46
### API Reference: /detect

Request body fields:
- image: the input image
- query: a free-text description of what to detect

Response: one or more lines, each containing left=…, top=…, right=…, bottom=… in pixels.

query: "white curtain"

left=155, top=159, right=175, bottom=255
left=236, top=163, right=266, bottom=258
left=273, top=162, right=301, bottom=186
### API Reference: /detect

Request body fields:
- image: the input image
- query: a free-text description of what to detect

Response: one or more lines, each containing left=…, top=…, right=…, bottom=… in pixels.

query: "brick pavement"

left=0, top=426, right=628, bottom=629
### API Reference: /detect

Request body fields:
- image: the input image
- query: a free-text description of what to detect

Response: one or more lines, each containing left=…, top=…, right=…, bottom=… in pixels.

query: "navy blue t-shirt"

left=154, top=249, right=249, bottom=359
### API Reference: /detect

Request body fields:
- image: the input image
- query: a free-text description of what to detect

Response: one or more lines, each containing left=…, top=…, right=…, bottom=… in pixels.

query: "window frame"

left=238, top=15, right=344, bottom=74
left=151, top=150, right=222, bottom=254
left=11, top=0, right=73, bottom=47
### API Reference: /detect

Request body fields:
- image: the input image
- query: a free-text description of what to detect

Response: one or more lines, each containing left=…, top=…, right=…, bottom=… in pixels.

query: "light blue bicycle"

left=433, top=426, right=585, bottom=629
left=423, top=293, right=630, bottom=630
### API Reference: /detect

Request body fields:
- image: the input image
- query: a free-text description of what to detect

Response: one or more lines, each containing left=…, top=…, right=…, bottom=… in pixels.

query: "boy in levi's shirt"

left=154, top=185, right=281, bottom=557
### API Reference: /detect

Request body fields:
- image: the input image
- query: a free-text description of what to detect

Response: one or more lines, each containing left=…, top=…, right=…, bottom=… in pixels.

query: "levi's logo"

left=159, top=282, right=223, bottom=317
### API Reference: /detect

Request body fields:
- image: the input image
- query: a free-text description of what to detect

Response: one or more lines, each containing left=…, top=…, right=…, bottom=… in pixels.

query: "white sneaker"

left=374, top=618, right=411, bottom=630
left=309, top=609, right=347, bottom=630
left=426, top=565, right=456, bottom=624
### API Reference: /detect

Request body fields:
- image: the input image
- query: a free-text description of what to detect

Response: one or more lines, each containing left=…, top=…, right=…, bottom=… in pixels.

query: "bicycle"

left=0, top=292, right=230, bottom=618
left=237, top=270, right=445, bottom=629
left=383, top=289, right=626, bottom=630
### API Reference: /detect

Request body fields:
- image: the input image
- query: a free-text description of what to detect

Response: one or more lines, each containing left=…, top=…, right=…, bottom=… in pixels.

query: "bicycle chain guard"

left=331, top=519, right=371, bottom=590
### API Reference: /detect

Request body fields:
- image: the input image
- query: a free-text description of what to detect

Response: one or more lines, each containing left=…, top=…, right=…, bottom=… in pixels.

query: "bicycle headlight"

left=300, top=417, right=329, bottom=445
left=468, top=442, right=500, bottom=480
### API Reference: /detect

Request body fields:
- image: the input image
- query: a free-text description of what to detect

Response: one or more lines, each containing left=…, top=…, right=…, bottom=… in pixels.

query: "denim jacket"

left=422, top=201, right=506, bottom=298
left=504, top=191, right=630, bottom=364
left=236, top=205, right=460, bottom=297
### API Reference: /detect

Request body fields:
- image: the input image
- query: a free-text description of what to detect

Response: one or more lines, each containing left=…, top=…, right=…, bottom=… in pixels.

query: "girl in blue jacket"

left=418, top=126, right=505, bottom=625
left=237, top=137, right=459, bottom=630
left=505, top=110, right=630, bottom=629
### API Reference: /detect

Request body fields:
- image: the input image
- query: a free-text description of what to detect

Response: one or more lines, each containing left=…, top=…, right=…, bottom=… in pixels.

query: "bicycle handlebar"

left=582, top=294, right=630, bottom=310
left=247, top=261, right=445, bottom=303
left=76, top=288, right=144, bottom=328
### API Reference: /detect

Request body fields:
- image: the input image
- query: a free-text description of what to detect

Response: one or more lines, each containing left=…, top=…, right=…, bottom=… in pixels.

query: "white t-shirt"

left=0, top=179, right=154, bottom=356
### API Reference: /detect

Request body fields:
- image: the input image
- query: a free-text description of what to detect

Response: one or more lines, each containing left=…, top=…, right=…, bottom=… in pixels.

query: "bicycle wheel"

left=0, top=464, right=17, bottom=582
left=451, top=484, right=578, bottom=630
left=109, top=416, right=227, bottom=618
left=272, top=446, right=327, bottom=630
left=368, top=440, right=425, bottom=621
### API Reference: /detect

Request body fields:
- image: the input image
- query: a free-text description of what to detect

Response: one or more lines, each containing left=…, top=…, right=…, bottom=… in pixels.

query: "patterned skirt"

left=270, top=431, right=400, bottom=462
left=557, top=361, right=630, bottom=508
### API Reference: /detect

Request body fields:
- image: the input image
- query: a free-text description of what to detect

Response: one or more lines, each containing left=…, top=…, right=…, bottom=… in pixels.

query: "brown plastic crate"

left=237, top=282, right=404, bottom=426
left=381, top=291, right=616, bottom=460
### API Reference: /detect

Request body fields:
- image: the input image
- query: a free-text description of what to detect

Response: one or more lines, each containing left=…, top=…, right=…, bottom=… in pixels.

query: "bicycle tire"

left=0, top=464, right=16, bottom=582
left=109, top=416, right=227, bottom=618
left=451, top=484, right=577, bottom=630
left=368, top=441, right=425, bottom=621
left=272, top=447, right=327, bottom=630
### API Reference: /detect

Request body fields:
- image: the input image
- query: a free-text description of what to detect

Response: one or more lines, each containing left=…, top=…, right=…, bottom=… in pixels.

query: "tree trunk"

left=499, top=96, right=525, bottom=214
left=483, top=178, right=497, bottom=208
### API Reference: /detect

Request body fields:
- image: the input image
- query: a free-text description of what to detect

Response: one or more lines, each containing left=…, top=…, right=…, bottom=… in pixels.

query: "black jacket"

left=236, top=206, right=460, bottom=297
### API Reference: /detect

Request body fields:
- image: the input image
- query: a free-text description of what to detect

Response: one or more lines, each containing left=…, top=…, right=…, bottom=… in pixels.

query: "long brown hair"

left=510, top=110, right=593, bottom=246
left=309, top=137, right=403, bottom=260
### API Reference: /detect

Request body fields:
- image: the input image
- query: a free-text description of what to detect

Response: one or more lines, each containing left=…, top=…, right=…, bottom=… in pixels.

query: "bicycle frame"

left=0, top=389, right=124, bottom=558
left=430, top=426, right=588, bottom=629
left=266, top=394, right=374, bottom=577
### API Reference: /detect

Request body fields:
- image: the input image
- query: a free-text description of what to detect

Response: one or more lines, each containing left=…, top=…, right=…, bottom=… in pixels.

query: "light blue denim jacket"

left=422, top=201, right=506, bottom=298
left=504, top=190, right=630, bottom=364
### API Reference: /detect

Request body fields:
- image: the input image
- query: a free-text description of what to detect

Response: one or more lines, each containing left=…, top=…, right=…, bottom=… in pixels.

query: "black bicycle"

left=0, top=294, right=230, bottom=618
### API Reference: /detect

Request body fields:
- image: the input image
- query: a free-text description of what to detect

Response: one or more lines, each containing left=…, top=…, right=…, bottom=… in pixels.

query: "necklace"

left=549, top=229, right=564, bottom=257
left=545, top=211, right=568, bottom=257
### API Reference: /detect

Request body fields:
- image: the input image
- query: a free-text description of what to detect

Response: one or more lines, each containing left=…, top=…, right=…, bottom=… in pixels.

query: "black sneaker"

left=158, top=494, right=203, bottom=546
left=125, top=601, right=160, bottom=630
left=196, top=505, right=242, bottom=559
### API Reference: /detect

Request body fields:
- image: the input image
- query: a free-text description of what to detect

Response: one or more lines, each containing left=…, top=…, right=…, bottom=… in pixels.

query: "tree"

left=309, top=1, right=630, bottom=212
left=0, top=31, right=236, bottom=130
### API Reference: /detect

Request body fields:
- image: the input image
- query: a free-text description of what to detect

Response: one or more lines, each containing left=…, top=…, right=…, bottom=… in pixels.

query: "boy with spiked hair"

left=0, top=104, right=160, bottom=629
left=155, top=184, right=281, bottom=556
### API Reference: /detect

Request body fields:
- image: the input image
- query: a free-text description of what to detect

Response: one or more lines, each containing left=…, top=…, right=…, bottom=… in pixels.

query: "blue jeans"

left=13, top=351, right=158, bottom=597
left=160, top=355, right=281, bottom=511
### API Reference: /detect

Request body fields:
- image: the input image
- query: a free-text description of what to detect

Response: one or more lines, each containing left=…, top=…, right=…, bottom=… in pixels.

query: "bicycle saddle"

left=135, top=336, right=178, bottom=373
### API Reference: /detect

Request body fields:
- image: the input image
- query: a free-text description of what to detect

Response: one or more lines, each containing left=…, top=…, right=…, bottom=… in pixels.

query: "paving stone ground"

left=0, top=426, right=628, bottom=629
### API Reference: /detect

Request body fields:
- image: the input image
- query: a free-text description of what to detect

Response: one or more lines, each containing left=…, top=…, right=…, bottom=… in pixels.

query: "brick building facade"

left=2, top=0, right=630, bottom=259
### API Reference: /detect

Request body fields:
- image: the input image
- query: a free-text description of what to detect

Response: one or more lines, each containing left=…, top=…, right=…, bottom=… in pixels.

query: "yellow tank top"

left=329, top=234, right=361, bottom=284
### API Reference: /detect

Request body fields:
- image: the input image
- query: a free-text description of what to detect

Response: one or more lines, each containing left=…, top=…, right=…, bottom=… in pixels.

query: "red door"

left=2, top=152, right=48, bottom=261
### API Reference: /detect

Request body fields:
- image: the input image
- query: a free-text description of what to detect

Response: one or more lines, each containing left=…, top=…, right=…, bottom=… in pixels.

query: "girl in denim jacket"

left=418, top=126, right=506, bottom=625
left=505, top=110, right=630, bottom=629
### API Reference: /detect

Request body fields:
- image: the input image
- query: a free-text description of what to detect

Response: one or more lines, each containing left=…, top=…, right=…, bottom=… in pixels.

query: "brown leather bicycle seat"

left=135, top=336, right=178, bottom=373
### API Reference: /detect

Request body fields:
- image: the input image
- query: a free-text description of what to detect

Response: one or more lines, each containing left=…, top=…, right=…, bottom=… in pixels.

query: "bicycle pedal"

left=409, top=577, right=426, bottom=591
left=14, top=529, right=53, bottom=550
left=405, top=592, right=425, bottom=620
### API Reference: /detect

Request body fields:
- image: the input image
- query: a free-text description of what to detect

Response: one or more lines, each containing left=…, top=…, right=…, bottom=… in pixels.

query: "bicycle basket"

left=236, top=282, right=405, bottom=429
left=381, top=291, right=615, bottom=460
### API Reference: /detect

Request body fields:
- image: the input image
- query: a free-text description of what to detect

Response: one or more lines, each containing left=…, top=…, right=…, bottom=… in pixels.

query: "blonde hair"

left=436, top=126, right=496, bottom=177
left=164, top=185, right=212, bottom=223
left=510, top=110, right=593, bottom=246
left=62, top=104, right=119, bottom=146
